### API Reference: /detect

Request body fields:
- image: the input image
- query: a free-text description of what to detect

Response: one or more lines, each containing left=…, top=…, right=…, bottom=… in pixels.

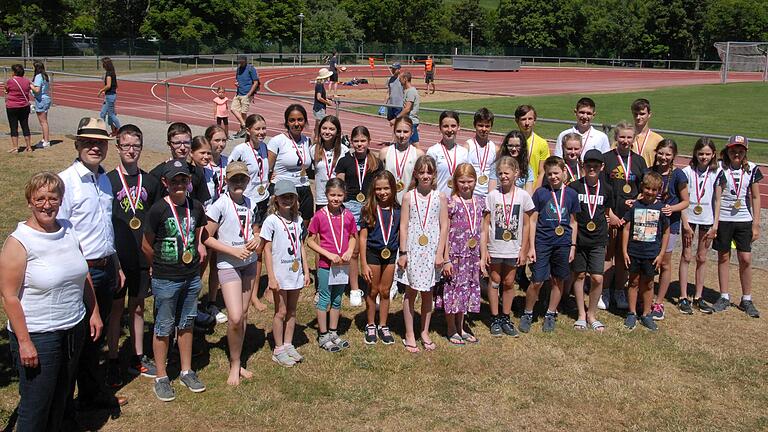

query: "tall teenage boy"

left=630, top=98, right=664, bottom=167
left=555, top=97, right=610, bottom=160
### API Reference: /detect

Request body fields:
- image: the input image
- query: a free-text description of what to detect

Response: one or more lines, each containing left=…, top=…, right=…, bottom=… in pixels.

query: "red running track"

left=51, top=65, right=768, bottom=204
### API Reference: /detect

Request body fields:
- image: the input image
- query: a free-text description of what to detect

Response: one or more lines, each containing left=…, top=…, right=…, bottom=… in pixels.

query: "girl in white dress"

left=397, top=155, right=448, bottom=352
left=380, top=117, right=423, bottom=204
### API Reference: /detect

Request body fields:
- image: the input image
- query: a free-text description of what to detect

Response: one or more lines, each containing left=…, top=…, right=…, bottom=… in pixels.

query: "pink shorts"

left=218, top=264, right=257, bottom=285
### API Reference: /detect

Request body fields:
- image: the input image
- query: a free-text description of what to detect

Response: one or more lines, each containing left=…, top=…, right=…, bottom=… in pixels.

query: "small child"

left=711, top=135, right=762, bottom=318
left=484, top=156, right=533, bottom=337
left=397, top=155, right=447, bottom=352
left=212, top=87, right=230, bottom=138
left=359, top=171, right=400, bottom=345
left=522, top=156, right=580, bottom=334
left=259, top=180, right=311, bottom=367
left=438, top=163, right=487, bottom=345
left=562, top=133, right=584, bottom=185
left=621, top=171, right=670, bottom=331
left=142, top=159, right=208, bottom=401
left=307, top=178, right=357, bottom=352
left=202, top=162, right=259, bottom=385
left=678, top=138, right=721, bottom=314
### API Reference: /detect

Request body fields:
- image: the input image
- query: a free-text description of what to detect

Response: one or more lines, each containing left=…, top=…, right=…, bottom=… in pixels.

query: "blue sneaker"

left=519, top=313, right=533, bottom=333
left=542, top=313, right=557, bottom=333
left=624, top=313, right=638, bottom=330
left=640, top=315, right=658, bottom=331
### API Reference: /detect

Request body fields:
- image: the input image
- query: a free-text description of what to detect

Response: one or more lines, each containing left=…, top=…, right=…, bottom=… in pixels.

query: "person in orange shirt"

left=424, top=55, right=436, bottom=95
left=631, top=98, right=664, bottom=167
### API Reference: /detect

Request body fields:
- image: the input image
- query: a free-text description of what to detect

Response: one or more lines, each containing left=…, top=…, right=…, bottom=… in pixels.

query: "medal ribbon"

left=551, top=187, right=565, bottom=224
left=277, top=215, right=300, bottom=259
left=502, top=186, right=517, bottom=229
left=376, top=206, right=394, bottom=248
left=565, top=161, right=581, bottom=182
left=323, top=148, right=338, bottom=178
left=116, top=165, right=142, bottom=216
left=615, top=149, right=632, bottom=183
left=580, top=128, right=591, bottom=157
left=354, top=155, right=368, bottom=193
left=285, top=132, right=306, bottom=167
left=324, top=207, right=345, bottom=254
left=249, top=142, right=266, bottom=186
left=165, top=197, right=191, bottom=252
left=414, top=190, right=432, bottom=233
left=459, top=197, right=478, bottom=236
left=636, top=128, right=651, bottom=156
left=441, top=143, right=458, bottom=178
left=694, top=168, right=710, bottom=206
left=473, top=139, right=491, bottom=174
left=229, top=194, right=251, bottom=242
left=727, top=167, right=745, bottom=202
left=585, top=180, right=600, bottom=221
left=395, top=144, right=411, bottom=182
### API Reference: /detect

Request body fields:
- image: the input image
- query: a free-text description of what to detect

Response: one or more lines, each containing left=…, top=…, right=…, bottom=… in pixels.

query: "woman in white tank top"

left=379, top=117, right=423, bottom=204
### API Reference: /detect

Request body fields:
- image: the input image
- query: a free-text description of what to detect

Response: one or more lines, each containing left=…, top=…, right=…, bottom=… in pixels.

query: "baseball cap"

left=727, top=135, right=748, bottom=149
left=390, top=62, right=401, bottom=70
left=274, top=179, right=297, bottom=197
left=226, top=161, right=250, bottom=180
left=583, top=149, right=604, bottom=163
left=162, top=159, right=191, bottom=179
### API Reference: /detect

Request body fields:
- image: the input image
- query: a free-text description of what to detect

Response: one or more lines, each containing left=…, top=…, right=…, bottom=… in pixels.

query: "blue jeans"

left=10, top=318, right=86, bottom=432
left=409, top=123, right=420, bottom=143
left=152, top=275, right=202, bottom=337
left=99, top=93, right=120, bottom=129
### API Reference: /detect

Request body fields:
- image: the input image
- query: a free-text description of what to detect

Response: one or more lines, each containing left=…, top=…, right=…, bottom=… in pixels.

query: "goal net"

left=714, top=41, right=768, bottom=83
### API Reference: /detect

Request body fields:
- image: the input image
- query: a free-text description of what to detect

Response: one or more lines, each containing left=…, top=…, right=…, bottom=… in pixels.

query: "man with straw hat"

left=313, top=68, right=334, bottom=122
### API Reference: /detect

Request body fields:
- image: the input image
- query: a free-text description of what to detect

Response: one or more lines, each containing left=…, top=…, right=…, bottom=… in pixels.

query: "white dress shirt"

left=58, top=160, right=116, bottom=260
left=554, top=125, right=611, bottom=160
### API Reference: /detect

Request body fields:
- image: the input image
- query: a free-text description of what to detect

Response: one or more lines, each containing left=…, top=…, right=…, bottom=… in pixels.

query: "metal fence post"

left=165, top=81, right=170, bottom=124
left=212, top=55, right=215, bottom=72
left=49, top=72, right=54, bottom=106
left=335, top=99, right=340, bottom=119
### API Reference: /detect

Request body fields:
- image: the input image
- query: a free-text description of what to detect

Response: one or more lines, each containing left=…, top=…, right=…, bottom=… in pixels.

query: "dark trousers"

left=10, top=318, right=86, bottom=432
left=6, top=105, right=31, bottom=137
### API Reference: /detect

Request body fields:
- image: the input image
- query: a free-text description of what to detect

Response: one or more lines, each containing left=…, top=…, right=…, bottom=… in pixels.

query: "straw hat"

left=316, top=68, right=333, bottom=81
left=75, top=117, right=113, bottom=140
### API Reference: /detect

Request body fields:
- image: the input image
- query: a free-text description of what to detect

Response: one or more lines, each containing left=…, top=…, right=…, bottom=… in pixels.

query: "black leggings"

left=6, top=105, right=31, bottom=137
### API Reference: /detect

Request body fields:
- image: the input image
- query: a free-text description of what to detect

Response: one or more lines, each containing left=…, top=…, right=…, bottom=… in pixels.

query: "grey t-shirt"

left=403, top=86, right=420, bottom=125
left=387, top=76, right=404, bottom=106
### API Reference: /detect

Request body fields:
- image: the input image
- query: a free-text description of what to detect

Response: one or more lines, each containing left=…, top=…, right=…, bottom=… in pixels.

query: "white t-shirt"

left=203, top=154, right=229, bottom=207
left=554, top=126, right=611, bottom=160
left=384, top=143, right=420, bottom=204
left=426, top=142, right=469, bottom=195
left=267, top=133, right=312, bottom=187
left=485, top=188, right=534, bottom=259
left=206, top=193, right=258, bottom=269
left=682, top=165, right=721, bottom=226
left=717, top=161, right=762, bottom=223
left=260, top=213, right=305, bottom=290
left=465, top=137, right=497, bottom=198
left=229, top=141, right=270, bottom=203
left=309, top=143, right=349, bottom=205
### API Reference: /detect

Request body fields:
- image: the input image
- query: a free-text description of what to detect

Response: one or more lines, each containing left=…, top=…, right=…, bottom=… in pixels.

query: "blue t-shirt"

left=623, top=199, right=669, bottom=259
left=532, top=185, right=580, bottom=247
left=235, top=64, right=259, bottom=96
left=361, top=207, right=400, bottom=251
left=33, top=74, right=50, bottom=101
left=655, top=168, right=687, bottom=234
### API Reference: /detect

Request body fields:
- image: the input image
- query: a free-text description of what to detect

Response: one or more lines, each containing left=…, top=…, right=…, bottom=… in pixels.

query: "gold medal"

left=396, top=180, right=405, bottom=192
left=502, top=230, right=513, bottom=241
left=623, top=183, right=632, bottom=194
left=693, top=205, right=703, bottom=215
left=129, top=217, right=141, bottom=230
left=257, top=185, right=266, bottom=195
left=291, top=259, right=300, bottom=272
left=586, top=221, right=597, bottom=232
left=356, top=192, right=365, bottom=203
left=467, top=238, right=478, bottom=248
left=380, top=248, right=392, bottom=259
left=447, top=179, right=454, bottom=189
left=418, top=234, right=429, bottom=246
left=182, top=251, right=194, bottom=264
left=555, top=226, right=565, bottom=236
left=478, top=175, right=488, bottom=185
left=733, top=200, right=741, bottom=210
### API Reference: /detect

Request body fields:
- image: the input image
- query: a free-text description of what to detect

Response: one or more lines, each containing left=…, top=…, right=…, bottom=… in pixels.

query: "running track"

left=50, top=65, right=768, bottom=204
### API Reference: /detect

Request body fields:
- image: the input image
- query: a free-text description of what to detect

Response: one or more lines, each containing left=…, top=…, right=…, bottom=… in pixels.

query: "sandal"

left=421, top=340, right=437, bottom=351
left=460, top=332, right=478, bottom=344
left=573, top=319, right=587, bottom=330
left=401, top=339, right=420, bottom=353
left=318, top=334, right=341, bottom=353
left=590, top=320, right=606, bottom=332
left=448, top=333, right=465, bottom=346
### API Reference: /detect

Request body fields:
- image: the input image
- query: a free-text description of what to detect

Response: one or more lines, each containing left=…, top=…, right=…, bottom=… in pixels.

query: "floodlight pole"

left=470, top=23, right=475, bottom=55
left=298, top=13, right=305, bottom=66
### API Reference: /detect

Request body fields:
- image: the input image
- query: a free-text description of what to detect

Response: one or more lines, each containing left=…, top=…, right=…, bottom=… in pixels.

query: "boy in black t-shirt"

left=621, top=171, right=669, bottom=332
left=149, top=122, right=211, bottom=204
left=568, top=150, right=620, bottom=331
left=142, top=160, right=208, bottom=402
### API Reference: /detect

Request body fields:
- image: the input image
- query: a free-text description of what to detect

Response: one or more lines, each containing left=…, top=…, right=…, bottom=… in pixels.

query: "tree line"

left=1, top=0, right=767, bottom=59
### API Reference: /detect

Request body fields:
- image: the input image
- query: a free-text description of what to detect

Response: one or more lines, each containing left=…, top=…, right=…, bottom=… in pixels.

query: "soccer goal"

left=715, top=41, right=768, bottom=83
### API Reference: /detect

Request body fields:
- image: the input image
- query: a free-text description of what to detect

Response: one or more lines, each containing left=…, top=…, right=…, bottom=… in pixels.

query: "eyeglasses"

left=31, top=197, right=61, bottom=208
left=170, top=140, right=192, bottom=148
left=118, top=144, right=143, bottom=151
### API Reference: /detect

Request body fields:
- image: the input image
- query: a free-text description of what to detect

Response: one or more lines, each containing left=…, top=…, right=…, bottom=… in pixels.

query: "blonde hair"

left=25, top=171, right=65, bottom=202
left=613, top=121, right=635, bottom=140
left=495, top=155, right=520, bottom=176
left=408, top=155, right=437, bottom=191
left=450, top=163, right=477, bottom=196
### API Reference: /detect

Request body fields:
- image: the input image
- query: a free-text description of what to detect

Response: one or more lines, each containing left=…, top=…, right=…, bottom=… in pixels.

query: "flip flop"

left=460, top=332, right=478, bottom=344
left=573, top=320, right=587, bottom=330
left=421, top=340, right=437, bottom=351
left=402, top=339, right=420, bottom=353
left=590, top=320, right=606, bottom=332
left=448, top=333, right=465, bottom=346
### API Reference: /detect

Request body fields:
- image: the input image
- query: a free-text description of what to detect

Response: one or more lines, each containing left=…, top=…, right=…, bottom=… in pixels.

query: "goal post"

left=715, top=41, right=768, bottom=83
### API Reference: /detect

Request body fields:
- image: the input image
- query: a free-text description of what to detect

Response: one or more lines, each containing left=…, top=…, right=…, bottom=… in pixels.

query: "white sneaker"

left=613, top=290, right=629, bottom=310
left=215, top=311, right=228, bottom=324
left=597, top=296, right=607, bottom=310
left=349, top=289, right=363, bottom=307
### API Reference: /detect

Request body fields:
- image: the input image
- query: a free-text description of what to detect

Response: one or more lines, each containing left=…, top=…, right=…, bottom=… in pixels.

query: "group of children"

left=111, top=97, right=761, bottom=402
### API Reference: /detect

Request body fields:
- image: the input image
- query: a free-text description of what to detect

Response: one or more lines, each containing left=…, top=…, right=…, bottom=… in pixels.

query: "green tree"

left=495, top=0, right=559, bottom=51
left=303, top=5, right=363, bottom=52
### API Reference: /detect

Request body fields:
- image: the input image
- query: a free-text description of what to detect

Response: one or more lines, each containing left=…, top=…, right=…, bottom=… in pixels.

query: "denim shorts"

left=409, top=123, right=420, bottom=143
left=152, top=275, right=202, bottom=337
left=34, top=96, right=51, bottom=113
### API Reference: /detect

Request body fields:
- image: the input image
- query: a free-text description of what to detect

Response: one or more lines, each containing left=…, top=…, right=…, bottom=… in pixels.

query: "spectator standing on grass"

left=328, top=51, right=339, bottom=97
left=554, top=97, right=611, bottom=160
left=97, top=57, right=121, bottom=136
left=4, top=64, right=33, bottom=153
left=0, top=172, right=103, bottom=432
left=515, top=104, right=550, bottom=187
left=231, top=55, right=260, bottom=139
left=313, top=68, right=334, bottom=122
left=58, top=118, right=128, bottom=413
left=30, top=60, right=51, bottom=148
left=391, top=71, right=421, bottom=147
left=385, top=63, right=404, bottom=122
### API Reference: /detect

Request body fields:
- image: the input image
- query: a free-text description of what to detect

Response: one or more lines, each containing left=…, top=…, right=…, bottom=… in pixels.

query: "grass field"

left=1, top=136, right=768, bottom=431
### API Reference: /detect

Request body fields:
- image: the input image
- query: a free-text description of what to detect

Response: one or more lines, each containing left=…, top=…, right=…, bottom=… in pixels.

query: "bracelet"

left=398, top=250, right=408, bottom=256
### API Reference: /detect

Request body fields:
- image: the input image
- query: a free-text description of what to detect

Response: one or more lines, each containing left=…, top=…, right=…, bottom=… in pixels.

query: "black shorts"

left=254, top=198, right=269, bottom=227
left=571, top=245, right=606, bottom=275
left=628, top=257, right=657, bottom=277
left=216, top=116, right=229, bottom=126
left=425, top=71, right=434, bottom=83
left=713, top=220, right=753, bottom=252
left=366, top=249, right=397, bottom=266
left=330, top=72, right=338, bottom=82
left=690, top=223, right=713, bottom=233
left=114, top=268, right=151, bottom=299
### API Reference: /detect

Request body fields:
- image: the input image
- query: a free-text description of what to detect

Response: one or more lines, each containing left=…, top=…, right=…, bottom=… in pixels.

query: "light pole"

left=298, top=13, right=305, bottom=66
left=469, top=22, right=475, bottom=55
